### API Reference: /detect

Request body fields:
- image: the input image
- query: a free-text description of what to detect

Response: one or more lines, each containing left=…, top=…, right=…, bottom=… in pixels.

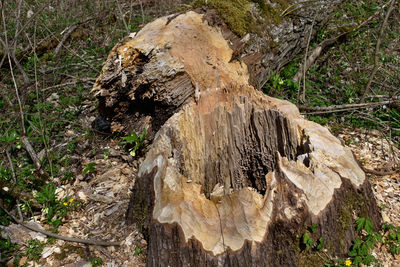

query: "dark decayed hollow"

left=169, top=95, right=312, bottom=199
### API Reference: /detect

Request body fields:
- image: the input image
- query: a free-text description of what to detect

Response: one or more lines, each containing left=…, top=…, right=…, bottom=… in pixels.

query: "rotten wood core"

left=92, top=0, right=344, bottom=137
left=92, top=5, right=380, bottom=267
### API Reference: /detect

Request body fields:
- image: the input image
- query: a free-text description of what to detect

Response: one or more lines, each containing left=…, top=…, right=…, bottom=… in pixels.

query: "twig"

left=31, top=20, right=54, bottom=177
left=117, top=1, right=130, bottom=34
left=139, top=0, right=145, bottom=25
left=54, top=17, right=95, bottom=56
left=0, top=205, right=121, bottom=247
left=1, top=7, right=26, bottom=135
left=54, top=24, right=79, bottom=56
left=39, top=21, right=98, bottom=73
left=281, top=0, right=319, bottom=17
left=298, top=14, right=316, bottom=103
left=299, top=99, right=399, bottom=113
left=360, top=0, right=396, bottom=103
left=356, top=111, right=400, bottom=132
left=293, top=0, right=392, bottom=84
left=5, top=150, right=24, bottom=222
left=0, top=82, right=13, bottom=107
left=20, top=136, right=50, bottom=179
left=20, top=136, right=42, bottom=170
left=0, top=38, right=30, bottom=86
left=0, top=0, right=30, bottom=86
left=42, top=79, right=94, bottom=92
left=362, top=166, right=396, bottom=176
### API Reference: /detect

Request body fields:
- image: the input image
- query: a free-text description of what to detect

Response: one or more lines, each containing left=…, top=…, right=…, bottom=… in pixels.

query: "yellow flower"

left=345, top=259, right=352, bottom=266
left=69, top=198, right=74, bottom=203
left=63, top=202, right=68, bottom=206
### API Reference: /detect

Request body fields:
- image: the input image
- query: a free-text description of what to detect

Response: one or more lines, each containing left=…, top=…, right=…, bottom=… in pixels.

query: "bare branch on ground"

left=0, top=205, right=122, bottom=247
left=360, top=0, right=396, bottom=103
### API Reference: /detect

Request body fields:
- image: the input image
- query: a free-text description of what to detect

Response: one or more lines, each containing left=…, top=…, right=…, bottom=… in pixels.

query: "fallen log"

left=92, top=1, right=381, bottom=266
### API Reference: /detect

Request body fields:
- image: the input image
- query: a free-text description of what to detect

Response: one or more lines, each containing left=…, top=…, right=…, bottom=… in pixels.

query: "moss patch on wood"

left=191, top=0, right=293, bottom=36
left=192, top=0, right=255, bottom=36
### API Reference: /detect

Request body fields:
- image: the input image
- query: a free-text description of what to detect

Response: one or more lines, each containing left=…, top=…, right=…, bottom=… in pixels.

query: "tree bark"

left=92, top=1, right=381, bottom=266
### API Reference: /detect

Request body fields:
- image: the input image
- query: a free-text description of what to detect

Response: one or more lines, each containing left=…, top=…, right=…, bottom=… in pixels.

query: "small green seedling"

left=25, top=239, right=45, bottom=262
left=383, top=223, right=400, bottom=255
left=134, top=245, right=143, bottom=256
left=121, top=128, right=149, bottom=157
left=82, top=162, right=97, bottom=175
left=302, top=232, right=314, bottom=250
left=301, top=224, right=324, bottom=251
left=90, top=256, right=103, bottom=267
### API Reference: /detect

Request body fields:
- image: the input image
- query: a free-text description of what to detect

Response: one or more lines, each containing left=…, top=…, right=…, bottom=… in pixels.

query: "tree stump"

left=92, top=2, right=381, bottom=266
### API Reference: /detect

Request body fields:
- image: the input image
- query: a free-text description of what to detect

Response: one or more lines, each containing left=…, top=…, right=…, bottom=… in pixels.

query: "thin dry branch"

left=1, top=9, right=26, bottom=135
left=54, top=17, right=95, bottom=56
left=0, top=205, right=121, bottom=246
left=53, top=24, right=79, bottom=56
left=0, top=82, right=13, bottom=107
left=20, top=136, right=50, bottom=179
left=5, top=150, right=23, bottom=221
left=42, top=79, right=94, bottom=92
left=117, top=1, right=130, bottom=34
left=360, top=0, right=396, bottom=103
left=299, top=99, right=399, bottom=113
left=40, top=21, right=98, bottom=73
left=298, top=15, right=316, bottom=102
left=293, top=0, right=393, bottom=84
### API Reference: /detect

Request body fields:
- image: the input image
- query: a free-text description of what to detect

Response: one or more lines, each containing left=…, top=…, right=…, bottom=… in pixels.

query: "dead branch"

left=117, top=1, right=130, bottom=34
left=298, top=14, right=316, bottom=102
left=5, top=149, right=24, bottom=221
left=362, top=166, right=397, bottom=176
left=1, top=11, right=26, bottom=135
left=53, top=24, right=79, bottom=56
left=32, top=21, right=54, bottom=177
left=42, top=79, right=94, bottom=92
left=54, top=17, right=95, bottom=56
left=0, top=37, right=30, bottom=86
left=0, top=82, right=13, bottom=107
left=0, top=0, right=30, bottom=85
left=293, top=0, right=393, bottom=84
left=299, top=99, right=399, bottom=113
left=360, top=0, right=396, bottom=103
left=357, top=111, right=400, bottom=132
left=40, top=21, right=98, bottom=73
left=0, top=204, right=121, bottom=246
left=20, top=136, right=50, bottom=179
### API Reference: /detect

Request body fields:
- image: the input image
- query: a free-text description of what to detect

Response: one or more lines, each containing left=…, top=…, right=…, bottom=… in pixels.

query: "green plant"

left=383, top=223, right=400, bottom=255
left=90, top=256, right=103, bottom=267
left=0, top=236, right=19, bottom=263
left=301, top=224, right=324, bottom=251
left=0, top=165, right=11, bottom=181
left=348, top=218, right=381, bottom=266
left=0, top=129, right=20, bottom=147
left=103, top=147, right=110, bottom=160
left=35, top=184, right=75, bottom=230
left=133, top=246, right=143, bottom=256
left=82, top=162, right=97, bottom=175
left=25, top=239, right=45, bottom=262
left=302, top=232, right=314, bottom=250
left=121, top=128, right=149, bottom=157
left=263, top=70, right=299, bottom=101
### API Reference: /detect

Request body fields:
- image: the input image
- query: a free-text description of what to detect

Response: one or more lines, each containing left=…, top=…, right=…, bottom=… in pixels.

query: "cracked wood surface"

left=93, top=6, right=380, bottom=267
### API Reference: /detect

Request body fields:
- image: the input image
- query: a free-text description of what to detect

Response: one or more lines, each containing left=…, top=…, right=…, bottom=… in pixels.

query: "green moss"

left=191, top=0, right=293, bottom=36
left=192, top=0, right=254, bottom=36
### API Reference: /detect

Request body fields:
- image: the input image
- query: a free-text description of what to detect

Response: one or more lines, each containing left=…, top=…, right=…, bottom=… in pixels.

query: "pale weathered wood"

left=92, top=2, right=381, bottom=266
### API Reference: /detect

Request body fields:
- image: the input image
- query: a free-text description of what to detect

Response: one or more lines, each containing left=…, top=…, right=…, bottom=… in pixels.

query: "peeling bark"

left=92, top=2, right=381, bottom=266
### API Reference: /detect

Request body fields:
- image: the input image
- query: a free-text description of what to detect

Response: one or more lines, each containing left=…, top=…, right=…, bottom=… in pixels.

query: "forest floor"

left=1, top=0, right=400, bottom=266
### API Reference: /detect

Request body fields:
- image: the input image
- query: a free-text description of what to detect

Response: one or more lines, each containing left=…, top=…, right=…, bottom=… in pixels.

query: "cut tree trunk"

left=92, top=1, right=381, bottom=266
